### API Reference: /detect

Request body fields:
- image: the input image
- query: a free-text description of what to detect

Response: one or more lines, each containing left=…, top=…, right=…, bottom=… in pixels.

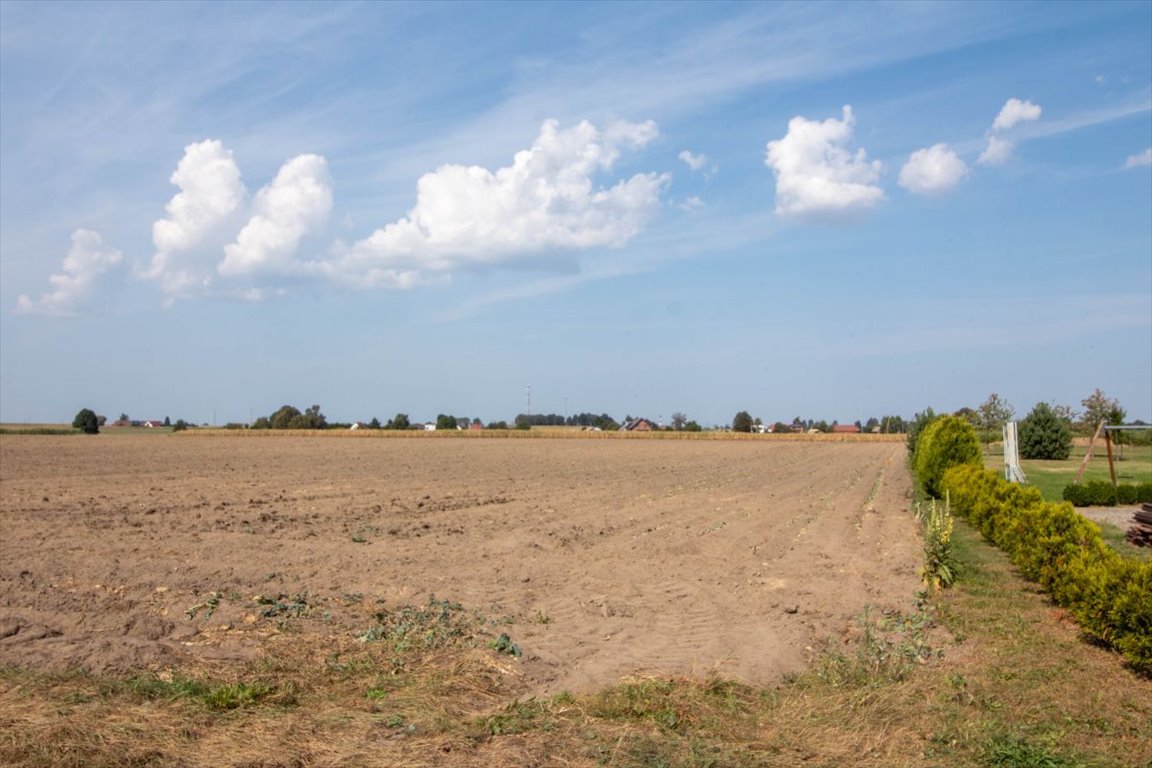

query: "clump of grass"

left=98, top=674, right=288, bottom=711
left=807, top=605, right=937, bottom=689
left=981, top=733, right=1079, bottom=768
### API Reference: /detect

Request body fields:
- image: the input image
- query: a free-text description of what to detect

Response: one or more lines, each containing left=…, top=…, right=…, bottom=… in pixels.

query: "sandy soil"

left=0, top=435, right=922, bottom=693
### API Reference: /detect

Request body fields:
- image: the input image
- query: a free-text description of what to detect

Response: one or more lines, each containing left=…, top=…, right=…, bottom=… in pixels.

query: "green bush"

left=942, top=464, right=1152, bottom=674
left=913, top=415, right=982, bottom=498
left=1062, top=481, right=1152, bottom=507
left=1018, top=402, right=1072, bottom=460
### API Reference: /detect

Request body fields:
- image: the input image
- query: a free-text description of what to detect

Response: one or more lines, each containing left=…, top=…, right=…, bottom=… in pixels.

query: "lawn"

left=984, top=442, right=1152, bottom=503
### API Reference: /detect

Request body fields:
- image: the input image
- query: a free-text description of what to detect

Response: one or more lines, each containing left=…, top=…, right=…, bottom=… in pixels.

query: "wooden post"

left=1104, top=428, right=1117, bottom=488
left=1074, top=421, right=1106, bottom=484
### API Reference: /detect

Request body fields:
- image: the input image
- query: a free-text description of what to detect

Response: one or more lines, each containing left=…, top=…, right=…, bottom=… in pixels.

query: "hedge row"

left=942, top=464, right=1152, bottom=673
left=1062, top=481, right=1152, bottom=507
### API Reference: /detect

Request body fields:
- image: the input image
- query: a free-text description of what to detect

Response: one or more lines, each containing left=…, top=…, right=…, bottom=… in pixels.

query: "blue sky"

left=1, top=1, right=1149, bottom=427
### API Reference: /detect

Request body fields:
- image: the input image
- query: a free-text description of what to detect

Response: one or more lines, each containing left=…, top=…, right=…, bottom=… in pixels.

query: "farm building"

left=620, top=418, right=656, bottom=432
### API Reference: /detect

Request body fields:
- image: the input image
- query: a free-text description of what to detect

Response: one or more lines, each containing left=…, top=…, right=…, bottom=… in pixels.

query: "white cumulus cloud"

left=332, top=119, right=668, bottom=287
left=15, top=229, right=123, bottom=316
left=979, top=97, right=1042, bottom=166
left=764, top=105, right=884, bottom=218
left=678, top=150, right=707, bottom=171
left=143, top=140, right=247, bottom=295
left=899, top=143, right=969, bottom=195
left=991, top=97, right=1042, bottom=132
left=219, top=154, right=332, bottom=276
left=1124, top=148, right=1152, bottom=168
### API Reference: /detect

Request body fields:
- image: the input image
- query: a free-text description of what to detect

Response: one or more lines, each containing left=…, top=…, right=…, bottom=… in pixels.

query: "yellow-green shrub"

left=913, top=415, right=982, bottom=498
left=941, top=464, right=1152, bottom=674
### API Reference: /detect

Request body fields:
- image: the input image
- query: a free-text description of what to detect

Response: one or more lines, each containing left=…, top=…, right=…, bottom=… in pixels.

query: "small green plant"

left=256, top=593, right=309, bottom=622
left=488, top=632, right=522, bottom=658
left=185, top=592, right=221, bottom=620
left=357, top=597, right=482, bottom=652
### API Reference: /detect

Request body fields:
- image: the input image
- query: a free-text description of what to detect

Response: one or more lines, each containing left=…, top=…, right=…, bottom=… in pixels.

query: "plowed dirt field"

left=0, top=434, right=921, bottom=693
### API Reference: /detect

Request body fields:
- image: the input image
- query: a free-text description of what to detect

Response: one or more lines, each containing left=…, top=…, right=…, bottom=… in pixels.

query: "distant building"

left=142, top=420, right=164, bottom=428
left=832, top=424, right=860, bottom=434
left=620, top=418, right=656, bottom=432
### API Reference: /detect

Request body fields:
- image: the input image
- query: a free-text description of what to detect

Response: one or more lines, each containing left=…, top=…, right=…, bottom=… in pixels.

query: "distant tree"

left=906, top=408, right=938, bottom=457
left=303, top=404, right=327, bottom=429
left=1050, top=403, right=1077, bottom=425
left=119, top=413, right=130, bottom=423
left=471, top=417, right=482, bottom=427
left=385, top=413, right=410, bottom=430
left=671, top=412, right=688, bottom=431
left=96, top=414, right=107, bottom=427
left=879, top=415, right=905, bottom=434
left=368, top=417, right=381, bottom=429
left=684, top=420, right=702, bottom=432
left=436, top=414, right=458, bottom=430
left=732, top=411, right=753, bottom=433
left=251, top=416, right=271, bottom=429
left=270, top=405, right=301, bottom=429
left=814, top=420, right=830, bottom=433
left=1080, top=389, right=1124, bottom=432
left=977, top=393, right=1014, bottom=432
left=1019, top=402, right=1072, bottom=460
left=953, top=407, right=979, bottom=426
left=172, top=419, right=189, bottom=432
left=864, top=417, right=879, bottom=432
left=163, top=416, right=171, bottom=427
left=772, top=421, right=790, bottom=434
left=73, top=408, right=99, bottom=435
left=487, top=420, right=508, bottom=430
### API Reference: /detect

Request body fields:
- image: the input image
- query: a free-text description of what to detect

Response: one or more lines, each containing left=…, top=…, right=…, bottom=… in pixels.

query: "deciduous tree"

left=732, top=411, right=753, bottom=433
left=73, top=408, right=99, bottom=435
left=1081, top=389, right=1125, bottom=431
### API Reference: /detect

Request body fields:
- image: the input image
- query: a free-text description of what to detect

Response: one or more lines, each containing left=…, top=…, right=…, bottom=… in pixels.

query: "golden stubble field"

left=0, top=434, right=921, bottom=694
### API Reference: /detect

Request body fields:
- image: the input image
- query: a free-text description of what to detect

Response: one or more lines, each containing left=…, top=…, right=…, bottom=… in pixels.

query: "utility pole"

left=526, top=385, right=531, bottom=419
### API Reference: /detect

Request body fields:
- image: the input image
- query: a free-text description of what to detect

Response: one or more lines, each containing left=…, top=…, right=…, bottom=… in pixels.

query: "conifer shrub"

left=942, top=464, right=1152, bottom=674
left=913, top=415, right=982, bottom=498
left=1018, top=402, right=1072, bottom=460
